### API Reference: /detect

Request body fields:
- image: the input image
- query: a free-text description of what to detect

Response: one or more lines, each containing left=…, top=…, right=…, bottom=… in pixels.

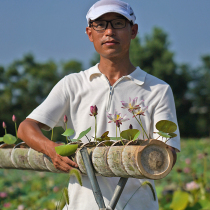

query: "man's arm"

left=17, top=118, right=78, bottom=172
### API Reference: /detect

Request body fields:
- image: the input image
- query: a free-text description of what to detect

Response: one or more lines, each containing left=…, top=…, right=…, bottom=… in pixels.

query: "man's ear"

left=86, top=27, right=93, bottom=42
left=131, top=24, right=138, bottom=40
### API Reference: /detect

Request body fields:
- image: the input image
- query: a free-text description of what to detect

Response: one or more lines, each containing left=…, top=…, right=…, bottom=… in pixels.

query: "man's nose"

left=105, top=22, right=115, bottom=35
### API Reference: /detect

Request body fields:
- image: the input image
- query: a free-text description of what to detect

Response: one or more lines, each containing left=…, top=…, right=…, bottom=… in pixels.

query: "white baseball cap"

left=86, top=0, right=136, bottom=25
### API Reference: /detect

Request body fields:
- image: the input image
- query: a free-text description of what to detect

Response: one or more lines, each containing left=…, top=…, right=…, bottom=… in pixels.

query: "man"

left=18, top=0, right=180, bottom=209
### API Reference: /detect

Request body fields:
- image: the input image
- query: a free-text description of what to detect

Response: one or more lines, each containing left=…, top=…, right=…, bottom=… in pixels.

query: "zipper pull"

left=110, top=86, right=112, bottom=95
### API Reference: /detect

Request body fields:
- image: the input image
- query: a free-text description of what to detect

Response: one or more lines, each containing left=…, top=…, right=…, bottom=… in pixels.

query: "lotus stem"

left=118, top=127, right=124, bottom=145
left=51, top=128, right=54, bottom=141
left=133, top=114, right=149, bottom=139
left=94, top=116, right=97, bottom=141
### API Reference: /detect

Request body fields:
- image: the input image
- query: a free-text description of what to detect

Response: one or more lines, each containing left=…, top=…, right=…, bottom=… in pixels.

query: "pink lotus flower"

left=3, top=202, right=11, bottom=207
left=90, top=105, right=98, bottom=116
left=12, top=115, right=16, bottom=122
left=64, top=115, right=68, bottom=123
left=17, top=205, right=25, bottom=210
left=53, top=186, right=59, bottom=192
left=107, top=110, right=129, bottom=127
left=0, top=192, right=7, bottom=198
left=132, top=106, right=148, bottom=117
left=2, top=121, right=6, bottom=129
left=185, top=158, right=191, bottom=165
left=121, top=97, right=144, bottom=112
left=186, top=181, right=199, bottom=191
left=183, top=167, right=191, bottom=174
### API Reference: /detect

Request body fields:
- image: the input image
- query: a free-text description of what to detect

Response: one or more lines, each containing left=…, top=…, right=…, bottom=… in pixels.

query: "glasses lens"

left=92, top=20, right=107, bottom=31
left=112, top=19, right=126, bottom=29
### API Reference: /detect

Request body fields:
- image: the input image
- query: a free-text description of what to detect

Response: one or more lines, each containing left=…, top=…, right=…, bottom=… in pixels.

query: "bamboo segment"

left=122, top=144, right=144, bottom=179
left=11, top=142, right=32, bottom=170
left=28, top=148, right=49, bottom=171
left=44, top=155, right=62, bottom=173
left=136, top=140, right=173, bottom=180
left=0, top=139, right=174, bottom=180
left=92, top=141, right=116, bottom=177
left=107, top=140, right=130, bottom=178
left=76, top=146, right=96, bottom=174
left=0, top=144, right=15, bottom=169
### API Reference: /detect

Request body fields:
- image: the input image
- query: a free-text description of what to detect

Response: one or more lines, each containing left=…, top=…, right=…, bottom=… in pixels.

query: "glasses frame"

left=89, top=18, right=128, bottom=31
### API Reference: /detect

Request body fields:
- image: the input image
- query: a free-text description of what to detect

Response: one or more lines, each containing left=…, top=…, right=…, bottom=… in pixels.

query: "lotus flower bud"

left=90, top=105, right=98, bottom=116
left=129, top=124, right=133, bottom=129
left=2, top=122, right=6, bottom=129
left=12, top=115, right=16, bottom=122
left=64, top=115, right=68, bottom=123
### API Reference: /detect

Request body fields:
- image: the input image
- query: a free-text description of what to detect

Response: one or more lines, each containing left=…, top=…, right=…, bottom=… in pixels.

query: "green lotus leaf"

left=95, top=137, right=103, bottom=142
left=69, top=168, right=82, bottom=186
left=120, top=129, right=140, bottom=140
left=110, top=137, right=121, bottom=140
left=170, top=190, right=189, bottom=210
left=168, top=133, right=177, bottom=138
left=63, top=187, right=69, bottom=205
left=55, top=144, right=78, bottom=156
left=104, top=141, right=114, bottom=146
left=71, top=139, right=82, bottom=142
left=198, top=200, right=210, bottom=209
left=133, top=130, right=141, bottom=141
left=0, top=137, right=4, bottom=142
left=62, top=128, right=74, bottom=137
left=77, top=127, right=91, bottom=140
left=156, top=120, right=177, bottom=133
left=3, top=134, right=17, bottom=144
left=158, top=131, right=171, bottom=138
left=142, top=181, right=156, bottom=201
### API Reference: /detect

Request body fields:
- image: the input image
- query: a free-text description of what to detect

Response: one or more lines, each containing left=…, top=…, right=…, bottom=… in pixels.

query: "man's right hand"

left=46, top=141, right=79, bottom=173
left=18, top=118, right=78, bottom=173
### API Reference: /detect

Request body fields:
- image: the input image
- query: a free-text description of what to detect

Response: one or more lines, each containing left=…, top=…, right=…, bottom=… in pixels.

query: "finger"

left=61, top=156, right=79, bottom=168
left=58, top=165, right=71, bottom=173
left=53, top=156, right=73, bottom=172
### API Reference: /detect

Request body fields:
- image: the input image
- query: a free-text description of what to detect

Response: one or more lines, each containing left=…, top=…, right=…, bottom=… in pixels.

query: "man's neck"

left=98, top=56, right=136, bottom=86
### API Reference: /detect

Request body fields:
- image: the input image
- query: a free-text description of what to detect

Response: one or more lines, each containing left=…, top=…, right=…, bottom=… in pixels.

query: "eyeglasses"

left=90, top=18, right=127, bottom=31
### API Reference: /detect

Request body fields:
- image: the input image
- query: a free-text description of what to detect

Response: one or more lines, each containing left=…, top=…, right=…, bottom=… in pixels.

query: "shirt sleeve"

left=151, top=85, right=181, bottom=152
left=27, top=77, right=69, bottom=130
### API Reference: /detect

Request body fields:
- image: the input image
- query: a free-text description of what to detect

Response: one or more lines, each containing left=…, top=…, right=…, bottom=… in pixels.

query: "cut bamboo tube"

left=0, top=139, right=173, bottom=180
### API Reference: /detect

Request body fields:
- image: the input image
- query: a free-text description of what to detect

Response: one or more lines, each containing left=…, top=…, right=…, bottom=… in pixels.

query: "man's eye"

left=94, top=22, right=105, bottom=28
left=115, top=22, right=123, bottom=25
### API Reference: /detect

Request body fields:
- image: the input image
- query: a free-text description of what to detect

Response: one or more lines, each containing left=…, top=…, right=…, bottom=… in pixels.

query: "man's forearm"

left=17, top=118, right=78, bottom=172
left=17, top=118, right=55, bottom=156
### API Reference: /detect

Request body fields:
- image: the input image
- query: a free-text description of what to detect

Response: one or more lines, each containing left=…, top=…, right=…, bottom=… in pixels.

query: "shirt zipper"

left=107, top=85, right=113, bottom=111
left=106, top=76, right=124, bottom=111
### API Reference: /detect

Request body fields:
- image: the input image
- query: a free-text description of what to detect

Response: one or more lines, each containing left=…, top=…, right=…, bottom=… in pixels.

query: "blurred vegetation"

left=0, top=27, right=210, bottom=139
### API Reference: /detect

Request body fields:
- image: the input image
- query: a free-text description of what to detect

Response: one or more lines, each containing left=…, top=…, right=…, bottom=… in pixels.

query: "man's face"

left=86, top=12, right=138, bottom=60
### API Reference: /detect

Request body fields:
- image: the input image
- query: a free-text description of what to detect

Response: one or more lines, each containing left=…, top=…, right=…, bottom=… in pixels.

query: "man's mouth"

left=103, top=40, right=119, bottom=45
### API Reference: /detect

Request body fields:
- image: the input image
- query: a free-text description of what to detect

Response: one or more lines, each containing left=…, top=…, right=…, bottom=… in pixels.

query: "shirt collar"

left=89, top=64, right=147, bottom=86
left=125, top=67, right=147, bottom=86
left=89, top=64, right=102, bottom=81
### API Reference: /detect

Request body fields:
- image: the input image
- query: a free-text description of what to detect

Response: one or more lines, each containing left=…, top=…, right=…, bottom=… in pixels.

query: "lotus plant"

left=2, top=122, right=7, bottom=134
left=107, top=110, right=129, bottom=144
left=121, top=97, right=143, bottom=112
left=1, top=117, right=17, bottom=145
left=121, top=98, right=149, bottom=139
left=90, top=105, right=98, bottom=141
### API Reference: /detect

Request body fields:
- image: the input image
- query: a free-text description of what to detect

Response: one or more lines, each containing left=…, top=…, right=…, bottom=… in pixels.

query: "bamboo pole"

left=0, top=139, right=173, bottom=180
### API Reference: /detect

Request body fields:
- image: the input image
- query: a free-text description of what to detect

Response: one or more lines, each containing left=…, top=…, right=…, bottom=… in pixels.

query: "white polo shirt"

left=28, top=64, right=180, bottom=210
